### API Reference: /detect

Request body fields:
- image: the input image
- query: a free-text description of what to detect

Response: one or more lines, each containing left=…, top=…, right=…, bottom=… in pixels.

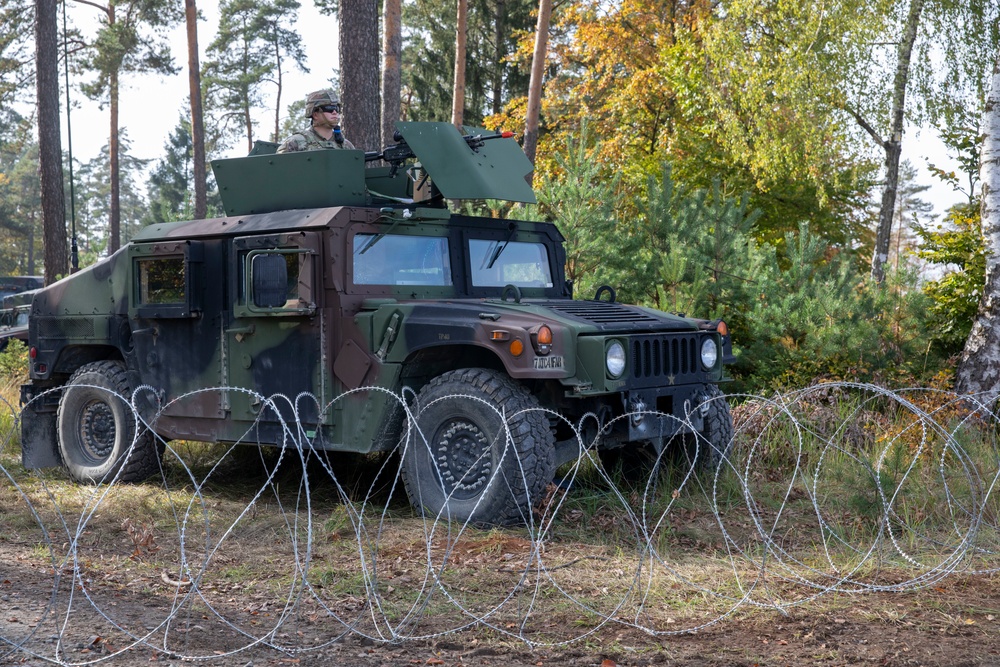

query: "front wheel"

left=57, top=361, right=162, bottom=484
left=402, top=368, right=555, bottom=526
left=600, top=385, right=734, bottom=486
left=684, top=384, right=734, bottom=472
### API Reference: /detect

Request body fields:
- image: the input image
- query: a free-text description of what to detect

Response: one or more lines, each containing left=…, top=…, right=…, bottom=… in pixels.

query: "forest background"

left=2, top=0, right=999, bottom=395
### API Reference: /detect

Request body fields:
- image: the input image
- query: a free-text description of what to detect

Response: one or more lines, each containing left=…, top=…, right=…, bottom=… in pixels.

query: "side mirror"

left=251, top=254, right=288, bottom=308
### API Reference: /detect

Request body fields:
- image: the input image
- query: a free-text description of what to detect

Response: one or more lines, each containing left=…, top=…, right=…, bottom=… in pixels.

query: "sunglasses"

left=317, top=104, right=341, bottom=113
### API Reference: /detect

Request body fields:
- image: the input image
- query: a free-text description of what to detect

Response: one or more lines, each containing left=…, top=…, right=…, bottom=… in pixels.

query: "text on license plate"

left=533, top=356, right=564, bottom=370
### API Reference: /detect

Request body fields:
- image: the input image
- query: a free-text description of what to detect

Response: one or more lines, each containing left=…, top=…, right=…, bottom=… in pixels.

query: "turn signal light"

left=716, top=320, right=728, bottom=337
left=531, top=325, right=553, bottom=355
left=509, top=339, right=524, bottom=357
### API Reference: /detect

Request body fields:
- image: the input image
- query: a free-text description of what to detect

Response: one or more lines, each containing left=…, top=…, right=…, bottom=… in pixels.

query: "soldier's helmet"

left=304, top=89, right=340, bottom=117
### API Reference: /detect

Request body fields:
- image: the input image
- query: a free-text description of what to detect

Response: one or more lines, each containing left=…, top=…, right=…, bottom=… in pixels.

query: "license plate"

left=533, top=356, right=564, bottom=370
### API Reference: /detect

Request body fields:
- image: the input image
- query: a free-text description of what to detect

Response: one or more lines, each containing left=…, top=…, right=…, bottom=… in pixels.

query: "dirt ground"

left=4, top=418, right=1000, bottom=667
left=3, top=538, right=1000, bottom=667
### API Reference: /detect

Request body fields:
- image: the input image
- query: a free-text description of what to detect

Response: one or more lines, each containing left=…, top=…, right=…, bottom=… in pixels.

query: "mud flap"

left=19, top=385, right=61, bottom=469
left=20, top=404, right=60, bottom=469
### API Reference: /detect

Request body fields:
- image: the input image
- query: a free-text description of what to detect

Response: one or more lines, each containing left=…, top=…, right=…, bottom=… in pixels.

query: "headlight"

left=700, top=337, right=718, bottom=369
left=606, top=340, right=626, bottom=378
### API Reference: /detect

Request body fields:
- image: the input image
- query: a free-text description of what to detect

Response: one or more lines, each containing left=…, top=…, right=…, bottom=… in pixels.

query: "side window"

left=469, top=239, right=553, bottom=288
left=352, top=234, right=452, bottom=286
left=137, top=257, right=186, bottom=305
left=131, top=248, right=199, bottom=318
left=239, top=249, right=315, bottom=316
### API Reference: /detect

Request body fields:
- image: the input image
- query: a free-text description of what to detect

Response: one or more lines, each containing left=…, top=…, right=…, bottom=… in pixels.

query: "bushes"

left=0, top=339, right=28, bottom=391
left=535, top=137, right=950, bottom=393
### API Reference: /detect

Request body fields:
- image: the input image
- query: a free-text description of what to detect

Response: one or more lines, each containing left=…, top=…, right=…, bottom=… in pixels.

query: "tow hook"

left=629, top=397, right=647, bottom=426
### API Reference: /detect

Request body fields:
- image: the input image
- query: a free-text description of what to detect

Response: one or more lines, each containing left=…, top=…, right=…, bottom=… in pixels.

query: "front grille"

left=630, top=334, right=703, bottom=385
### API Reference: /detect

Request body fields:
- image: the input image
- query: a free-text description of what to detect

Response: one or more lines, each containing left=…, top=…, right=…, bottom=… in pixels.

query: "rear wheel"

left=57, top=361, right=162, bottom=484
left=402, top=368, right=555, bottom=526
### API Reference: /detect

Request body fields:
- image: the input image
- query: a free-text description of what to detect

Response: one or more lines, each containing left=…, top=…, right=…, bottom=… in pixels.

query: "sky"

left=60, top=1, right=969, bottom=223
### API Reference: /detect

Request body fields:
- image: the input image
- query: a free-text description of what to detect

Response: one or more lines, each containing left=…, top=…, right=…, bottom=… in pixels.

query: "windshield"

left=353, top=234, right=452, bottom=286
left=469, top=239, right=553, bottom=288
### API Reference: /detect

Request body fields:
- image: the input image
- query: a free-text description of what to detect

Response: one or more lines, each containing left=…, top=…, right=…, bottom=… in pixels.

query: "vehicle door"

left=224, top=232, right=328, bottom=434
left=128, top=240, right=226, bottom=425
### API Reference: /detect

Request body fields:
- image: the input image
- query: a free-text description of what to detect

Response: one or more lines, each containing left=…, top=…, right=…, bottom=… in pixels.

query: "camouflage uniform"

left=277, top=88, right=355, bottom=153
left=276, top=126, right=356, bottom=153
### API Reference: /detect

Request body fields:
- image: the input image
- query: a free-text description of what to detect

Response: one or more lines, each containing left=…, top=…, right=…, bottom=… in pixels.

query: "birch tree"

left=864, top=0, right=925, bottom=283
left=956, top=51, right=1000, bottom=396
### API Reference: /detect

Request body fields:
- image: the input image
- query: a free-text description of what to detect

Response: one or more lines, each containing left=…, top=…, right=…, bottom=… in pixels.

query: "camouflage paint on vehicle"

left=18, top=122, right=734, bottom=525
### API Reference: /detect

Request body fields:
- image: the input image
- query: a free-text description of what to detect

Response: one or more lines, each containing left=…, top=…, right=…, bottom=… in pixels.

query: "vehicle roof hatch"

left=396, top=122, right=536, bottom=204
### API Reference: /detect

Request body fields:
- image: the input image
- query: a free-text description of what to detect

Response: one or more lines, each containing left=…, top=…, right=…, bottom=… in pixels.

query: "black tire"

left=57, top=360, right=162, bottom=484
left=686, top=384, right=733, bottom=471
left=402, top=368, right=555, bottom=526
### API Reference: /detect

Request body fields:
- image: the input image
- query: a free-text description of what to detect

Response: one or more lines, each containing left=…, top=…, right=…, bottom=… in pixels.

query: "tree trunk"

left=523, top=0, right=553, bottom=170
left=956, top=50, right=1000, bottom=396
left=339, top=0, right=380, bottom=152
left=272, top=25, right=283, bottom=142
left=492, top=0, right=505, bottom=116
left=870, top=0, right=925, bottom=283
left=451, top=0, right=467, bottom=128
left=381, top=0, right=402, bottom=146
left=35, top=0, right=68, bottom=283
left=185, top=0, right=207, bottom=219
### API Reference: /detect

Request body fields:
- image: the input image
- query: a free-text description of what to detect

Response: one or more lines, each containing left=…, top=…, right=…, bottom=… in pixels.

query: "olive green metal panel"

left=396, top=122, right=537, bottom=203
left=365, top=165, right=413, bottom=200
left=211, top=149, right=368, bottom=215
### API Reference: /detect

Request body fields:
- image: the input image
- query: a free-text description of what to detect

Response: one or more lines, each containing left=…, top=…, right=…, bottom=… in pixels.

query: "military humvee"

left=19, top=122, right=733, bottom=525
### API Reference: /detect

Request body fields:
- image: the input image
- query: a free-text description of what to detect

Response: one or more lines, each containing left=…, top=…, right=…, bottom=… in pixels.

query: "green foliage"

left=532, top=129, right=623, bottom=298
left=74, top=133, right=150, bottom=264
left=0, top=339, right=28, bottom=386
left=0, top=0, right=33, bottom=108
left=144, top=116, right=194, bottom=225
left=0, top=111, right=42, bottom=275
left=738, top=227, right=934, bottom=390
left=913, top=201, right=984, bottom=355
left=495, top=0, right=880, bottom=251
left=536, top=129, right=941, bottom=392
left=203, top=0, right=308, bottom=151
left=76, top=0, right=180, bottom=103
left=401, top=0, right=535, bottom=124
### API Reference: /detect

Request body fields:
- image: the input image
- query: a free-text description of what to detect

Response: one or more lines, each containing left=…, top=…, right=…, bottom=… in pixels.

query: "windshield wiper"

left=486, top=222, right=518, bottom=269
left=360, top=208, right=412, bottom=254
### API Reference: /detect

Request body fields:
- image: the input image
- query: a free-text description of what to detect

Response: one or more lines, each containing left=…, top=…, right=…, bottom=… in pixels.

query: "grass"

left=2, top=374, right=1000, bottom=645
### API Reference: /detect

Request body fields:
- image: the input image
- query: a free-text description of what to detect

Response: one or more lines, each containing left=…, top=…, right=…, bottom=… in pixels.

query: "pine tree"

left=203, top=0, right=307, bottom=152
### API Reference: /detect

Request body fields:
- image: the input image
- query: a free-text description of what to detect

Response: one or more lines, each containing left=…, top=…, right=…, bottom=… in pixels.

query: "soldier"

left=276, top=89, right=356, bottom=153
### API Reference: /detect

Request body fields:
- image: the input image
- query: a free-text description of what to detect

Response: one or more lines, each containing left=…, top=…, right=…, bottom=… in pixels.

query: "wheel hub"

left=79, top=399, right=116, bottom=461
left=434, top=419, right=493, bottom=499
